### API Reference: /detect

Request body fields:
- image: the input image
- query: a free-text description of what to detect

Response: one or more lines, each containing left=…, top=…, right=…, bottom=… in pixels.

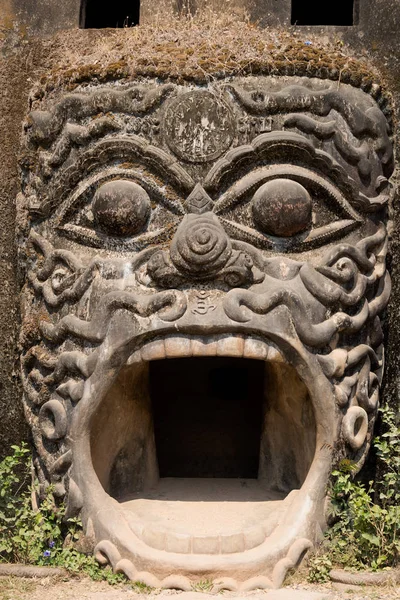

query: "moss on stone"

left=32, top=12, right=391, bottom=119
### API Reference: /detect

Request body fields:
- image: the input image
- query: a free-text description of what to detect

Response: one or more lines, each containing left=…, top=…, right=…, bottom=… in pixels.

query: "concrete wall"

left=0, top=0, right=399, bottom=458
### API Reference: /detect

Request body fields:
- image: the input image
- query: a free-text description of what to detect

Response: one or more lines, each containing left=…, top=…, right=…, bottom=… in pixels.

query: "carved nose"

left=170, top=212, right=232, bottom=278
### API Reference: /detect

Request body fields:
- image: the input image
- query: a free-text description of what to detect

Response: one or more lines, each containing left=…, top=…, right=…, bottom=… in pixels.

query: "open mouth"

left=69, top=329, right=333, bottom=590
left=90, top=336, right=316, bottom=556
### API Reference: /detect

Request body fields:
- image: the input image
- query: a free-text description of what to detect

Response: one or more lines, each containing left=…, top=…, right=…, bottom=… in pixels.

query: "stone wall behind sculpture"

left=0, top=0, right=400, bottom=460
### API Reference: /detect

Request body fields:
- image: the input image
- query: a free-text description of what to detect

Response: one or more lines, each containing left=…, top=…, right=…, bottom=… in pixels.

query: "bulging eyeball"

left=252, top=178, right=312, bottom=237
left=92, top=179, right=151, bottom=237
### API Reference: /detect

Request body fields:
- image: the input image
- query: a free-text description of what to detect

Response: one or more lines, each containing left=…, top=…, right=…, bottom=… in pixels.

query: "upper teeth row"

left=127, top=335, right=285, bottom=364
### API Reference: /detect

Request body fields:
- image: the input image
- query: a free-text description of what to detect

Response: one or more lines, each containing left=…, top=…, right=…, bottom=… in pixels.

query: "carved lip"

left=69, top=325, right=335, bottom=586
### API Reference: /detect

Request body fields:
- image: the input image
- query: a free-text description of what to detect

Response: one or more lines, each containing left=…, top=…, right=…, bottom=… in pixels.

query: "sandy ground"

left=0, top=575, right=399, bottom=600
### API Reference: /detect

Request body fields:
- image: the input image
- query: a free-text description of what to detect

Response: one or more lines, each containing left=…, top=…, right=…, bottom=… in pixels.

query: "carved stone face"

left=20, top=75, right=392, bottom=589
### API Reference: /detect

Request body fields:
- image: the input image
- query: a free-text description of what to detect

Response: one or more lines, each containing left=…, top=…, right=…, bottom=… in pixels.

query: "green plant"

left=0, top=442, right=56, bottom=564
left=129, top=581, right=155, bottom=594
left=374, top=405, right=400, bottom=508
left=311, top=404, right=400, bottom=577
left=0, top=443, right=126, bottom=584
left=191, top=578, right=214, bottom=592
left=307, top=553, right=332, bottom=583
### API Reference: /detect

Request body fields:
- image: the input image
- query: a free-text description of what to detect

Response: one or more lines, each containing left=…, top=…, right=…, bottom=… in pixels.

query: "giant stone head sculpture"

left=19, top=70, right=393, bottom=589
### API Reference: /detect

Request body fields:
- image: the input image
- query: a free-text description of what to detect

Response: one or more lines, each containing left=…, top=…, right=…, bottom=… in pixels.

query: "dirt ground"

left=0, top=575, right=399, bottom=600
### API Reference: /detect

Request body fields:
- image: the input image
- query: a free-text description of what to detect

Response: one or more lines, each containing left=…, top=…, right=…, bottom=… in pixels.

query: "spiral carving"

left=170, top=213, right=232, bottom=278
left=39, top=399, right=68, bottom=441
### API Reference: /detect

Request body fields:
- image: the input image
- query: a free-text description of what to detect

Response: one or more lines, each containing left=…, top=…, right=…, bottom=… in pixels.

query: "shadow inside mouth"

left=89, top=336, right=316, bottom=555
left=151, top=357, right=264, bottom=479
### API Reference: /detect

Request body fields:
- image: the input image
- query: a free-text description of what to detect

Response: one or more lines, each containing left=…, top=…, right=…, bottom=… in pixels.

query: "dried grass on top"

left=37, top=11, right=384, bottom=97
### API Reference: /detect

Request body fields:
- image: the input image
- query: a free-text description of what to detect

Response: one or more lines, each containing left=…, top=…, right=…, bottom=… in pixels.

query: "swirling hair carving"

left=18, top=74, right=393, bottom=588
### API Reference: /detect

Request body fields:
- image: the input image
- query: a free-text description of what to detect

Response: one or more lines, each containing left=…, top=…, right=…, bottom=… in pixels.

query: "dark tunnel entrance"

left=150, top=357, right=265, bottom=479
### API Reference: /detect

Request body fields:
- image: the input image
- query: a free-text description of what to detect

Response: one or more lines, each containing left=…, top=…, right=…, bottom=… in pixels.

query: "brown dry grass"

left=35, top=11, right=386, bottom=100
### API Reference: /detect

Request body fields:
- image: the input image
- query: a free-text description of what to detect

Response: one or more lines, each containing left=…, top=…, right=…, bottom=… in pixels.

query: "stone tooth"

left=164, top=336, right=192, bottom=358
left=244, top=527, right=266, bottom=550
left=192, top=535, right=220, bottom=555
left=164, top=532, right=192, bottom=554
left=123, top=512, right=144, bottom=537
left=243, top=338, right=269, bottom=360
left=142, top=527, right=166, bottom=551
left=268, top=345, right=286, bottom=363
left=220, top=532, right=245, bottom=554
left=126, top=350, right=141, bottom=365
left=190, top=337, right=217, bottom=356
left=262, top=509, right=285, bottom=537
left=216, top=335, right=244, bottom=357
left=141, top=340, right=166, bottom=361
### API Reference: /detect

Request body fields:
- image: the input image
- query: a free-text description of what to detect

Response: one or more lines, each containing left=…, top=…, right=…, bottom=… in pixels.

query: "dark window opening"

left=291, top=0, right=355, bottom=26
left=81, top=0, right=140, bottom=28
left=150, top=357, right=264, bottom=479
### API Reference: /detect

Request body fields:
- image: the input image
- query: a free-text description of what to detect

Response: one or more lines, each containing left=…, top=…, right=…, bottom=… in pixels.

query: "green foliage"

left=307, top=554, right=333, bottom=583
left=374, top=404, right=400, bottom=507
left=129, top=581, right=155, bottom=594
left=308, top=404, right=400, bottom=580
left=0, top=443, right=125, bottom=584
left=191, top=578, right=214, bottom=592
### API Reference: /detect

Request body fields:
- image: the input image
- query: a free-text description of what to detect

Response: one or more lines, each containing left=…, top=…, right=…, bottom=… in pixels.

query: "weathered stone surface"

left=16, top=68, right=393, bottom=590
left=0, top=40, right=36, bottom=456
left=0, top=0, right=399, bottom=592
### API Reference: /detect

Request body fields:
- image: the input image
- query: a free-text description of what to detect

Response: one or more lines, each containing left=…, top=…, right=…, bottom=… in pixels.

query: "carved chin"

left=68, top=319, right=336, bottom=590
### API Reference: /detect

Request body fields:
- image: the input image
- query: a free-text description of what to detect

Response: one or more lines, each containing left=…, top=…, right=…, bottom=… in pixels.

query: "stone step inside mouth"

left=121, top=478, right=298, bottom=555
left=90, top=336, right=316, bottom=556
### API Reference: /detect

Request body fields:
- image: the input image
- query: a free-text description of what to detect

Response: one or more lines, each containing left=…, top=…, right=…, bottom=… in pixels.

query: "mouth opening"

left=151, top=357, right=264, bottom=479
left=90, top=336, right=316, bottom=555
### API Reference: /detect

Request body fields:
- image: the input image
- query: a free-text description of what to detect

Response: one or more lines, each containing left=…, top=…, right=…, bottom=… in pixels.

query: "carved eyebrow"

left=226, top=83, right=389, bottom=136
left=203, top=132, right=389, bottom=214
left=204, top=131, right=356, bottom=196
left=39, top=118, right=121, bottom=172
left=35, top=136, right=194, bottom=218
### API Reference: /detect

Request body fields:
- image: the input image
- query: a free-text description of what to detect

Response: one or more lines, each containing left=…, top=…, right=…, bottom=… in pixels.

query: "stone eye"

left=92, top=179, right=151, bottom=237
left=251, top=179, right=312, bottom=238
